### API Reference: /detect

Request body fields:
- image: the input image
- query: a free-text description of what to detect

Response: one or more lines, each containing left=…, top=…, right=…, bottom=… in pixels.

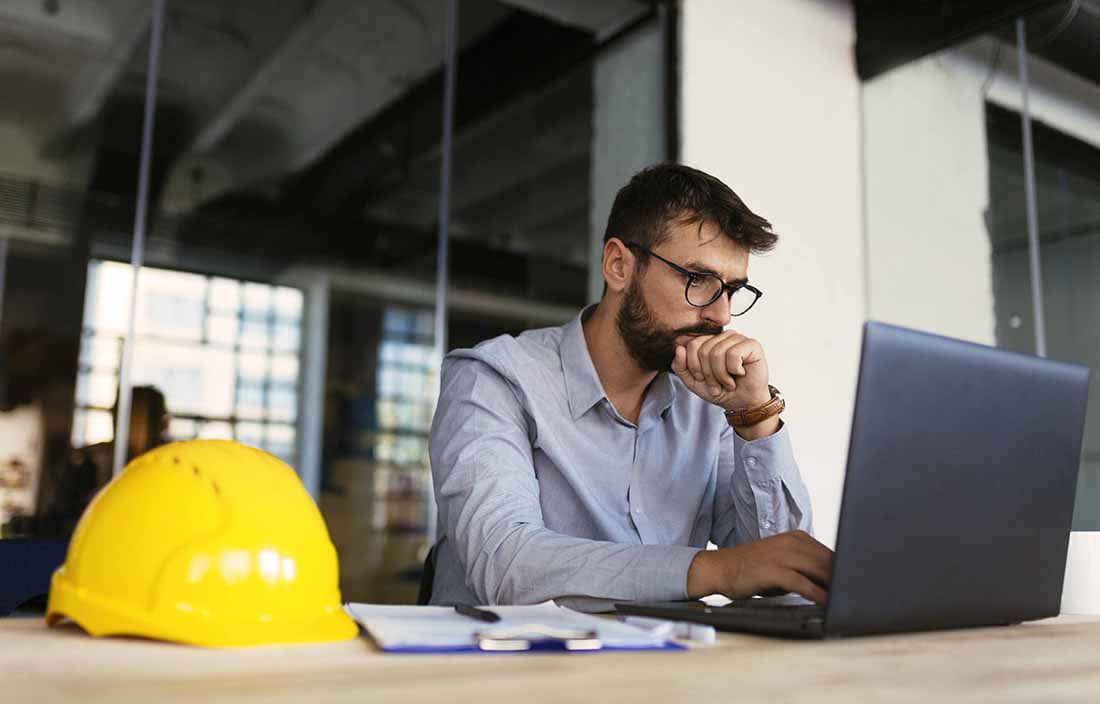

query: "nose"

left=699, top=294, right=730, bottom=327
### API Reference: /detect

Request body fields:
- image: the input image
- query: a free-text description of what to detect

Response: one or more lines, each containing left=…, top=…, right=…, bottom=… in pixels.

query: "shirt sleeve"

left=710, top=420, right=814, bottom=547
left=431, top=356, right=700, bottom=606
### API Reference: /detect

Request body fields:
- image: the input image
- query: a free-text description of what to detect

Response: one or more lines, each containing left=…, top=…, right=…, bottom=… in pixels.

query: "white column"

left=861, top=46, right=996, bottom=345
left=681, top=0, right=865, bottom=546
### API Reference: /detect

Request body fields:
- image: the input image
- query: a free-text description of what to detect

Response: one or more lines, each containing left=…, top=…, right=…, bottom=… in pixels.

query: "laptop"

left=616, top=321, right=1090, bottom=638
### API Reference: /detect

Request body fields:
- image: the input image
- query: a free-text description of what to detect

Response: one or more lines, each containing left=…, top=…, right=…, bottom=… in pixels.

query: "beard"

left=615, top=275, right=724, bottom=372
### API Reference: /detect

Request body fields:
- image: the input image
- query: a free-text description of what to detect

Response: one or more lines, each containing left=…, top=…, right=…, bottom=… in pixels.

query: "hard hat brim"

left=46, top=569, right=358, bottom=648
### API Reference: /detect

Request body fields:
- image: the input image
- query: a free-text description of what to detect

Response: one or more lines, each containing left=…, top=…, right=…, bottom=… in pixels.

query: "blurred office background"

left=0, top=0, right=1097, bottom=603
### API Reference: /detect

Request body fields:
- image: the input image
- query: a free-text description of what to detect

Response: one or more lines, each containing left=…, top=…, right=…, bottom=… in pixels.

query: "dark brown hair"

left=603, top=163, right=778, bottom=255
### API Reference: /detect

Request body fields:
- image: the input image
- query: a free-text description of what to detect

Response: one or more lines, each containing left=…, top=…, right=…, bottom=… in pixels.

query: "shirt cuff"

left=634, top=544, right=702, bottom=602
left=732, top=420, right=800, bottom=487
left=548, top=545, right=701, bottom=613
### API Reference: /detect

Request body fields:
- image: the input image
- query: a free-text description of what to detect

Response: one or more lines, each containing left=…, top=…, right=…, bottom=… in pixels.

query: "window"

left=72, top=261, right=304, bottom=465
left=370, top=307, right=436, bottom=533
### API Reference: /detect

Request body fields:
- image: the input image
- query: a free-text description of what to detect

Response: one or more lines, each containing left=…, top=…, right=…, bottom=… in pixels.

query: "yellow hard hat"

left=46, top=439, right=357, bottom=647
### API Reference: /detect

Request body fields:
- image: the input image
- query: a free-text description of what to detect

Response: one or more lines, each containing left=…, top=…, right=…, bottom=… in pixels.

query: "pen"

left=453, top=604, right=501, bottom=623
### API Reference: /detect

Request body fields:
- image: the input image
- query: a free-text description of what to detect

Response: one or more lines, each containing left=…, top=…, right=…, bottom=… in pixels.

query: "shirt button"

left=746, top=456, right=759, bottom=467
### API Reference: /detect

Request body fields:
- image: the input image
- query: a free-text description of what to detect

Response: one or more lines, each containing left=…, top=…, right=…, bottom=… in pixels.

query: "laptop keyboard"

left=721, top=599, right=825, bottom=621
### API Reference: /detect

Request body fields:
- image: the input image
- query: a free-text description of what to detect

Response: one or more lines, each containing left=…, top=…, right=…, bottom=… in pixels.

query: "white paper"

left=345, top=602, right=671, bottom=650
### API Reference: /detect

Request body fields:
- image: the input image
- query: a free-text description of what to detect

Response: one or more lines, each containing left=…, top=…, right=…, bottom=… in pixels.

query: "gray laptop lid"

left=825, top=322, right=1090, bottom=636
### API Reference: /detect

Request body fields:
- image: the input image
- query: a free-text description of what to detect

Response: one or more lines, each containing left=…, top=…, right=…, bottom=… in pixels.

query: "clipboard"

left=345, top=602, right=685, bottom=654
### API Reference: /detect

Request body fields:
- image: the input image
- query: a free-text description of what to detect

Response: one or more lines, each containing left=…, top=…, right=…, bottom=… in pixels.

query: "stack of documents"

left=345, top=602, right=683, bottom=653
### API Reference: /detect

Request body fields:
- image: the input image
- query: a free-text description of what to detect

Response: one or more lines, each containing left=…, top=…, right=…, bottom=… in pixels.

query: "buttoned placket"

left=606, top=405, right=646, bottom=543
left=602, top=400, right=654, bottom=544
left=629, top=402, right=673, bottom=545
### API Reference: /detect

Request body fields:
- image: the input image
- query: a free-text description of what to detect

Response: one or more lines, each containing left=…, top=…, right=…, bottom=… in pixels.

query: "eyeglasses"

left=624, top=242, right=763, bottom=317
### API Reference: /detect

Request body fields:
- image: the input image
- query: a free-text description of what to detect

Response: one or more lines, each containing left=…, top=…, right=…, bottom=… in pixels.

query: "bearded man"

left=426, top=163, right=833, bottom=611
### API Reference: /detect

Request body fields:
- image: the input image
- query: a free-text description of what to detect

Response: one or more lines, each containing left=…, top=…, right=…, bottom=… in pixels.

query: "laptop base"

left=616, top=598, right=826, bottom=639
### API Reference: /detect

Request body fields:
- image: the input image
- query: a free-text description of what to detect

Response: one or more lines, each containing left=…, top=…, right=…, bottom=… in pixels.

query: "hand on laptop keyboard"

left=686, top=530, right=833, bottom=605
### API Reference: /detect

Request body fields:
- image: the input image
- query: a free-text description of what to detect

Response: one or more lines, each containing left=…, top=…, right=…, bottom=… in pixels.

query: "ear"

left=602, top=237, right=635, bottom=294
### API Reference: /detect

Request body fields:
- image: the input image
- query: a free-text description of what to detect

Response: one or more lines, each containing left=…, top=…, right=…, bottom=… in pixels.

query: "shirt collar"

left=560, top=305, right=677, bottom=422
left=643, top=368, right=677, bottom=424
left=561, top=305, right=606, bottom=420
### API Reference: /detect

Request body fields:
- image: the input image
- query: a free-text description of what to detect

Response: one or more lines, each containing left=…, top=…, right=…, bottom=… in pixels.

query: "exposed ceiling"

left=0, top=0, right=149, bottom=147
left=1002, top=0, right=1100, bottom=88
left=0, top=0, right=653, bottom=305
left=856, top=0, right=1100, bottom=84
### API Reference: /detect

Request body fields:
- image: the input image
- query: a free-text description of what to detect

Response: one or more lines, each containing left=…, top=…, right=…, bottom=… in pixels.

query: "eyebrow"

left=683, top=260, right=749, bottom=286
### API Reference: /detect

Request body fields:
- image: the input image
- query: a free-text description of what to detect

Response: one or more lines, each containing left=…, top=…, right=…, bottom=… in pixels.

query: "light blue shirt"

left=428, top=306, right=813, bottom=611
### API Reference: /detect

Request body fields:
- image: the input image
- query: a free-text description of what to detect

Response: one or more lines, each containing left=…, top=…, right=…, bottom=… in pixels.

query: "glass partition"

left=0, top=0, right=670, bottom=605
left=0, top=0, right=151, bottom=537
left=149, top=0, right=451, bottom=603
left=986, top=86, right=1100, bottom=531
left=862, top=22, right=1100, bottom=532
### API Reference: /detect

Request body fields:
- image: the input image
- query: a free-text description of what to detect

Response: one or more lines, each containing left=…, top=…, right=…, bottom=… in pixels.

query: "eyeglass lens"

left=686, top=277, right=756, bottom=315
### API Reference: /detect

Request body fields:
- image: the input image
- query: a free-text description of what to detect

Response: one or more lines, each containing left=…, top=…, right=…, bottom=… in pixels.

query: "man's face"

left=616, top=219, right=750, bottom=371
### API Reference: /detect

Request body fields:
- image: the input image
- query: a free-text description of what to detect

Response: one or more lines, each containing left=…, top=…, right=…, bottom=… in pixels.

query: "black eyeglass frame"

left=623, top=241, right=763, bottom=317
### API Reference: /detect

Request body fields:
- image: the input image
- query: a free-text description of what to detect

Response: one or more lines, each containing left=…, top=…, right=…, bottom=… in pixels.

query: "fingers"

left=724, top=344, right=748, bottom=378
left=696, top=337, right=726, bottom=397
left=714, top=532, right=834, bottom=604
left=723, top=335, right=762, bottom=379
left=712, top=535, right=833, bottom=605
left=800, top=532, right=836, bottom=564
left=777, top=531, right=834, bottom=586
left=687, top=332, right=748, bottom=396
left=791, top=530, right=835, bottom=568
left=671, top=345, right=687, bottom=375
left=768, top=567, right=829, bottom=605
left=671, top=345, right=702, bottom=393
left=740, top=532, right=832, bottom=601
left=784, top=549, right=832, bottom=589
left=682, top=336, right=707, bottom=384
left=697, top=335, right=733, bottom=394
left=712, top=338, right=754, bottom=391
left=672, top=345, right=716, bottom=400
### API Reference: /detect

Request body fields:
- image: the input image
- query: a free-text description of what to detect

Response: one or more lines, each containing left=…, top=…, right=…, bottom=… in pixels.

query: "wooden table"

left=5, top=615, right=1100, bottom=703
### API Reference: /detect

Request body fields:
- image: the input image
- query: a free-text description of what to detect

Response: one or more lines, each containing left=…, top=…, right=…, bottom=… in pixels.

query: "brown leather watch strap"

left=724, top=385, right=785, bottom=428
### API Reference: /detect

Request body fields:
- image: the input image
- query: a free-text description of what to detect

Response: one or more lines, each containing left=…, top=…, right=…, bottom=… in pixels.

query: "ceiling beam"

left=499, top=0, right=647, bottom=39
left=64, top=0, right=151, bottom=128
left=186, top=0, right=360, bottom=155
left=365, top=99, right=591, bottom=232
left=286, top=9, right=594, bottom=212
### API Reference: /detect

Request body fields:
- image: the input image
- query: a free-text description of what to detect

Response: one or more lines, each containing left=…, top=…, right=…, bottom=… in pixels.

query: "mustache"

left=674, top=324, right=725, bottom=337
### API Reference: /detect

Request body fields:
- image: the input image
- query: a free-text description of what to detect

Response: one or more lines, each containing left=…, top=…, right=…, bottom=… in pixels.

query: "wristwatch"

left=724, top=385, right=785, bottom=428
